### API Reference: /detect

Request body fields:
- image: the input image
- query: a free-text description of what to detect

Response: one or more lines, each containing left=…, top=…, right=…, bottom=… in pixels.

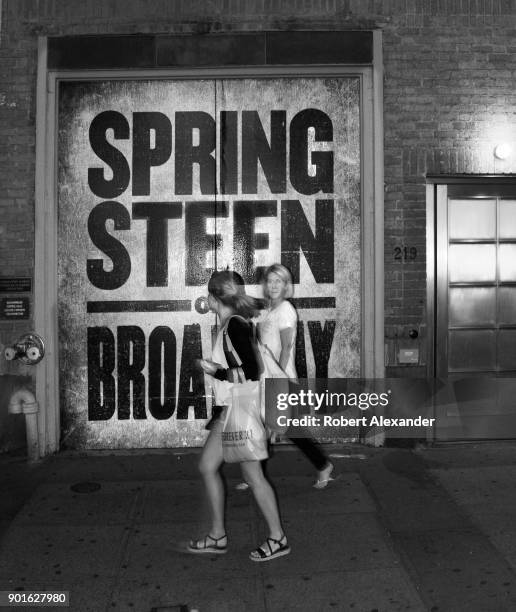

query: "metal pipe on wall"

left=8, top=388, right=40, bottom=462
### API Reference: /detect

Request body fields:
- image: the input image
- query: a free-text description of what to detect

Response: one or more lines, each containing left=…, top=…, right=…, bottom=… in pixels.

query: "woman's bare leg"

left=240, top=461, right=283, bottom=540
left=198, top=427, right=226, bottom=538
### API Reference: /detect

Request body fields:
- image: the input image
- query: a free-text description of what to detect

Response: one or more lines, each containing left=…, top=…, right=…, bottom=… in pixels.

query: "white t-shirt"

left=255, top=300, right=297, bottom=379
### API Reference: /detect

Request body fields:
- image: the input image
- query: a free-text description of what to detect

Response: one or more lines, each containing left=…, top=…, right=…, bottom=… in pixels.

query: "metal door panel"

left=448, top=198, right=496, bottom=239
left=499, top=244, right=516, bottom=281
left=499, top=200, right=516, bottom=238
left=497, top=379, right=516, bottom=412
left=448, top=329, right=496, bottom=372
left=498, top=330, right=516, bottom=370
left=58, top=79, right=218, bottom=450
left=214, top=77, right=361, bottom=378
left=435, top=415, right=516, bottom=439
left=498, top=287, right=516, bottom=324
left=448, top=287, right=496, bottom=327
left=448, top=244, right=496, bottom=283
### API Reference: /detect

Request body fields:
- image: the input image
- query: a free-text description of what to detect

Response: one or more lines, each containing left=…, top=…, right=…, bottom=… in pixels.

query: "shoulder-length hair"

left=208, top=270, right=263, bottom=319
left=261, top=263, right=294, bottom=299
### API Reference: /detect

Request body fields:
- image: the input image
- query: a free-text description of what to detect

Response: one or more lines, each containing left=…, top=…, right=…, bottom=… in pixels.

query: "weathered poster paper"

left=58, top=77, right=361, bottom=448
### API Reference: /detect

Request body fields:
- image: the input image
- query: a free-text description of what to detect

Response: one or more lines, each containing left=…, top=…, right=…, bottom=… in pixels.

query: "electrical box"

left=398, top=348, right=419, bottom=364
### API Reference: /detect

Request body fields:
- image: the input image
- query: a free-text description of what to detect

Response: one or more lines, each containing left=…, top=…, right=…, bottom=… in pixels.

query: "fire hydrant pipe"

left=8, top=388, right=40, bottom=462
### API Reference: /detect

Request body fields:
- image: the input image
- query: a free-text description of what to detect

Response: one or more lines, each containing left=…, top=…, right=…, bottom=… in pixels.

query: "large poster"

left=58, top=77, right=361, bottom=449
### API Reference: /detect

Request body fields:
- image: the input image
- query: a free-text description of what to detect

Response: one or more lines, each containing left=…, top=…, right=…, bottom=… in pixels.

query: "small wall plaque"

left=0, top=277, right=32, bottom=293
left=398, top=348, right=419, bottom=364
left=0, top=297, right=30, bottom=320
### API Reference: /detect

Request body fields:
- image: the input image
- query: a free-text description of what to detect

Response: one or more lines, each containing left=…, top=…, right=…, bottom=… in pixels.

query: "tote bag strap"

left=258, top=339, right=285, bottom=373
left=257, top=337, right=298, bottom=385
left=223, top=316, right=247, bottom=384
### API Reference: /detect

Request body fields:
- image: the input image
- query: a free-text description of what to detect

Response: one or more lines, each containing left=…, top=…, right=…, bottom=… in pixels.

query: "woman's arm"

left=278, top=326, right=295, bottom=371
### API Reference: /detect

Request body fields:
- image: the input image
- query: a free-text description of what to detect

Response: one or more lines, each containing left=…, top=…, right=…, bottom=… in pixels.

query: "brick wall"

left=2, top=0, right=516, bottom=376
left=0, top=0, right=37, bottom=376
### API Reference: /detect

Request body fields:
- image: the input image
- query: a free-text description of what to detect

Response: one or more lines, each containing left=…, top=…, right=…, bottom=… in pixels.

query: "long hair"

left=261, top=263, right=294, bottom=300
left=208, top=270, right=263, bottom=319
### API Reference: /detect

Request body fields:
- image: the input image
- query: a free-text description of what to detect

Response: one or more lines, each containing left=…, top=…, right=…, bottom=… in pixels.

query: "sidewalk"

left=1, top=442, right=516, bottom=611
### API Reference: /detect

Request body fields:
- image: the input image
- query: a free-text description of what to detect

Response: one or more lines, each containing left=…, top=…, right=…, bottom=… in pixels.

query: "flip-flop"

left=313, top=463, right=335, bottom=489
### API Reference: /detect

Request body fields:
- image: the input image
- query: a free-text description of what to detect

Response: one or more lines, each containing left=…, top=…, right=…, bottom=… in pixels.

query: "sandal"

left=188, top=533, right=227, bottom=554
left=249, top=535, right=290, bottom=562
left=313, top=462, right=334, bottom=490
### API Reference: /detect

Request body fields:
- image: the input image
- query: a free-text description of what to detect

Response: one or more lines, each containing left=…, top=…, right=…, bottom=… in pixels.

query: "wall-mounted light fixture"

left=494, top=143, right=513, bottom=160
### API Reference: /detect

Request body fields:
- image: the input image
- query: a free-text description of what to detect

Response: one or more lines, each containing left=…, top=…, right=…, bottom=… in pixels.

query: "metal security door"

left=433, top=181, right=516, bottom=440
left=57, top=75, right=364, bottom=449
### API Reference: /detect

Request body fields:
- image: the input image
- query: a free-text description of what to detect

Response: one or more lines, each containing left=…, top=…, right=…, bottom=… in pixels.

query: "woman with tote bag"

left=188, top=270, right=290, bottom=562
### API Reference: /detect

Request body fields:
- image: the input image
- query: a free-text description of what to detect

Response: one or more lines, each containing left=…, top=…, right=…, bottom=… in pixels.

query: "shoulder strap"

left=223, top=326, right=242, bottom=367
left=257, top=338, right=289, bottom=381
left=222, top=316, right=246, bottom=383
left=257, top=338, right=284, bottom=371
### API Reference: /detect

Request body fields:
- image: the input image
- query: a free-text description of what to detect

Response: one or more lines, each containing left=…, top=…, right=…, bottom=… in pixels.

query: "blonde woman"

left=189, top=270, right=290, bottom=562
left=256, top=263, right=334, bottom=489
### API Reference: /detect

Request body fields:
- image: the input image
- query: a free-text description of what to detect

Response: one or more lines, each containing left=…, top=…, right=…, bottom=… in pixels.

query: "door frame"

left=35, top=35, right=384, bottom=455
left=426, top=174, right=516, bottom=379
left=426, top=175, right=516, bottom=441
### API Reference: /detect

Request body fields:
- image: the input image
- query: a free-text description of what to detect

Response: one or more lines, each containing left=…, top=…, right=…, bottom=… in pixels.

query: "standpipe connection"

left=8, top=388, right=40, bottom=462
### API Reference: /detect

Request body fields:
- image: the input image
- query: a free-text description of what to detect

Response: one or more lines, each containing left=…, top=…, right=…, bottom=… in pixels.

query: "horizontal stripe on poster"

left=87, top=300, right=191, bottom=313
left=87, top=298, right=335, bottom=312
left=291, top=297, right=335, bottom=309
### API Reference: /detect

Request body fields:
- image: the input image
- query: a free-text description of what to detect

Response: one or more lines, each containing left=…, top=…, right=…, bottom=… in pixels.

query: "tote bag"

left=222, top=379, right=268, bottom=463
left=220, top=317, right=268, bottom=462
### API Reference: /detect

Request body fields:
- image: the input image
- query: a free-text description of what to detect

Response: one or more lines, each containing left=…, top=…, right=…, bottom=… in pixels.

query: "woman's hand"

left=197, top=358, right=222, bottom=375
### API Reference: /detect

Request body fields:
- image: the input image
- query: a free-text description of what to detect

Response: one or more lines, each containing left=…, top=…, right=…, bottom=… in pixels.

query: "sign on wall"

left=58, top=77, right=361, bottom=449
